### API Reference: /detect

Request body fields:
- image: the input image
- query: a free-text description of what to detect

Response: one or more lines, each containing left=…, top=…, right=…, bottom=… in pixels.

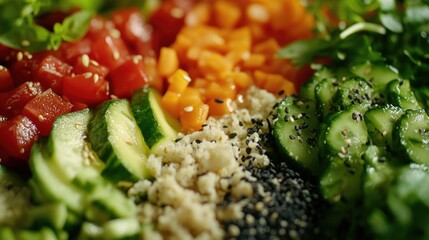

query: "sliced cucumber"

left=387, top=79, right=421, bottom=110
left=363, top=145, right=397, bottom=208
left=88, top=99, right=152, bottom=182
left=273, top=96, right=321, bottom=176
left=393, top=109, right=429, bottom=165
left=28, top=202, right=68, bottom=230
left=301, top=66, right=333, bottom=101
left=47, top=109, right=104, bottom=182
left=364, top=104, right=403, bottom=148
left=78, top=218, right=140, bottom=240
left=320, top=154, right=364, bottom=205
left=315, top=77, right=341, bottom=120
left=333, top=77, right=373, bottom=111
left=414, top=86, right=429, bottom=112
left=318, top=106, right=368, bottom=159
left=350, top=62, right=398, bottom=95
left=131, top=87, right=180, bottom=150
left=30, top=141, right=85, bottom=214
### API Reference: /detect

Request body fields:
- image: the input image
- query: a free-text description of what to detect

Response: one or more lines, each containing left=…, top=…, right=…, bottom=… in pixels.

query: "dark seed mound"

left=222, top=159, right=321, bottom=240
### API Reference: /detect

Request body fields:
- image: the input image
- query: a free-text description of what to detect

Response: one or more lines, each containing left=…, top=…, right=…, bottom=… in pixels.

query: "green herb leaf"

left=276, top=39, right=334, bottom=67
left=0, top=23, right=51, bottom=52
left=57, top=10, right=94, bottom=42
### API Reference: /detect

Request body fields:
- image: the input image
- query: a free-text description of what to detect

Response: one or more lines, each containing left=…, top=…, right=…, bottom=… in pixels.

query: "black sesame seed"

left=289, top=135, right=296, bottom=140
left=215, top=98, right=224, bottom=103
left=246, top=148, right=252, bottom=154
left=229, top=133, right=238, bottom=139
left=278, top=90, right=285, bottom=95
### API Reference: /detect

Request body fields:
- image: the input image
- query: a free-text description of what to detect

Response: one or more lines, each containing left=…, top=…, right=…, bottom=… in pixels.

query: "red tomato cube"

left=89, top=34, right=130, bottom=70
left=109, top=57, right=149, bottom=99
left=0, top=115, right=39, bottom=160
left=34, top=55, right=72, bottom=94
left=63, top=73, right=110, bottom=106
left=60, top=38, right=92, bottom=64
left=73, top=54, right=109, bottom=78
left=0, top=81, right=43, bottom=118
left=22, top=89, right=73, bottom=136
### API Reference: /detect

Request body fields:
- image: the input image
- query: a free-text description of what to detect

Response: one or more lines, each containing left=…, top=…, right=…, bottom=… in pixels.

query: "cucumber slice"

left=47, top=109, right=104, bottom=182
left=88, top=99, right=151, bottom=182
left=29, top=141, right=85, bottom=214
left=320, top=154, right=364, bottom=205
left=131, top=87, right=180, bottom=150
left=350, top=62, right=398, bottom=95
left=315, top=77, right=340, bottom=120
left=318, top=106, right=368, bottom=159
left=78, top=218, right=140, bottom=240
left=364, top=104, right=403, bottom=148
left=28, top=202, right=68, bottom=230
left=363, top=145, right=397, bottom=208
left=273, top=96, right=321, bottom=176
left=301, top=66, right=333, bottom=101
left=387, top=79, right=421, bottom=110
left=393, top=109, right=429, bottom=165
left=333, top=78, right=373, bottom=111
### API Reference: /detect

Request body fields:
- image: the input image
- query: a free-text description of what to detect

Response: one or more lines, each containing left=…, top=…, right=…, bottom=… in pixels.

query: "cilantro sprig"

left=0, top=0, right=95, bottom=52
left=278, top=0, right=429, bottom=83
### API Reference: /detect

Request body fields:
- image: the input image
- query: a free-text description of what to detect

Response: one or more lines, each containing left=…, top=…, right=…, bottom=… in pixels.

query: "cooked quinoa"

left=128, top=86, right=320, bottom=239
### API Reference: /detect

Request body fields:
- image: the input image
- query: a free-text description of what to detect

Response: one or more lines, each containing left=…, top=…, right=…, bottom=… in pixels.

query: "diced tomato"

left=0, top=81, right=43, bottom=117
left=63, top=73, right=110, bottom=105
left=86, top=16, right=115, bottom=41
left=73, top=55, right=109, bottom=78
left=60, top=38, right=92, bottom=64
left=0, top=66, right=14, bottom=92
left=111, top=8, right=155, bottom=56
left=89, top=34, right=130, bottom=70
left=0, top=115, right=39, bottom=160
left=34, top=55, right=72, bottom=94
left=22, top=89, right=73, bottom=136
left=150, top=0, right=193, bottom=50
left=109, top=57, right=149, bottom=99
left=70, top=101, right=89, bottom=111
left=10, top=54, right=40, bottom=85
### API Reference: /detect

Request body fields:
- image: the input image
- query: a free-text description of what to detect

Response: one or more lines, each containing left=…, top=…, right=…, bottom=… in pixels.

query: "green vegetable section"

left=2, top=87, right=178, bottom=239
left=274, top=1, right=429, bottom=238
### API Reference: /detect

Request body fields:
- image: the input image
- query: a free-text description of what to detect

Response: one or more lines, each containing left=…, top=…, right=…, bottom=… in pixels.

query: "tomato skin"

left=0, top=81, right=43, bottom=118
left=86, top=16, right=115, bottom=41
left=0, top=115, right=39, bottom=160
left=0, top=66, right=14, bottom=92
left=34, top=55, right=72, bottom=94
left=62, top=74, right=110, bottom=106
left=73, top=55, right=109, bottom=78
left=89, top=34, right=130, bottom=70
left=60, top=38, right=92, bottom=64
left=150, top=0, right=193, bottom=50
left=109, top=57, right=149, bottom=99
left=22, top=89, right=73, bottom=136
left=111, top=8, right=155, bottom=56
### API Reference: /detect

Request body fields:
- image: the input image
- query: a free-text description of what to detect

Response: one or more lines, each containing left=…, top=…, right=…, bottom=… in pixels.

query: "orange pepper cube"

left=180, top=102, right=209, bottom=133
left=168, top=69, right=191, bottom=94
left=208, top=98, right=233, bottom=116
left=161, top=90, right=181, bottom=118
left=158, top=47, right=179, bottom=77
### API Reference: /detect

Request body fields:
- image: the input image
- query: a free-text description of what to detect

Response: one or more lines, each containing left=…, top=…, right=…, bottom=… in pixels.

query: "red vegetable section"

left=0, top=8, right=155, bottom=170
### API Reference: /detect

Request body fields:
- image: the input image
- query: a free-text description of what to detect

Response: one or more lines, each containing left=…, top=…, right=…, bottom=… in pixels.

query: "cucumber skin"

left=88, top=99, right=150, bottom=182
left=131, top=88, right=160, bottom=149
left=131, top=87, right=179, bottom=150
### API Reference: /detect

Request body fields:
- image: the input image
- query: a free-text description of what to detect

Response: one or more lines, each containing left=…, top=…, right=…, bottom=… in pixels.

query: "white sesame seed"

left=21, top=40, right=30, bottom=47
left=19, top=148, right=25, bottom=154
left=83, top=72, right=93, bottom=79
left=113, top=51, right=120, bottom=60
left=184, top=106, right=194, bottom=112
left=0, top=65, right=4, bottom=70
left=132, top=55, right=143, bottom=64
left=17, top=52, right=23, bottom=61
left=183, top=74, right=191, bottom=82
left=90, top=60, right=99, bottom=66
left=81, top=54, right=90, bottom=67
left=109, top=28, right=121, bottom=39
left=93, top=74, right=100, bottom=83
left=38, top=115, right=46, bottom=122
